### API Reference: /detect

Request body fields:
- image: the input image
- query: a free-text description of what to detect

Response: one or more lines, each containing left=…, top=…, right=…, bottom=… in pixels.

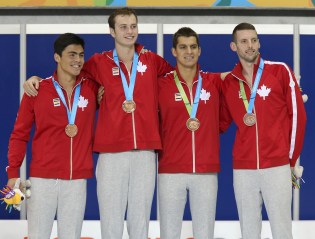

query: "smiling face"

left=110, top=14, right=138, bottom=48
left=54, top=44, right=84, bottom=78
left=172, top=36, right=201, bottom=69
left=230, top=29, right=260, bottom=64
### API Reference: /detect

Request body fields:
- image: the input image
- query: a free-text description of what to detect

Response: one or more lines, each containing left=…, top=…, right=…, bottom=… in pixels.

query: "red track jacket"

left=82, top=44, right=173, bottom=152
left=7, top=73, right=98, bottom=179
left=220, top=56, right=306, bottom=169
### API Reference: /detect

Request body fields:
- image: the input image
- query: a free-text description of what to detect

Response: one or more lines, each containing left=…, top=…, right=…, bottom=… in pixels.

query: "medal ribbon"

left=113, top=49, right=138, bottom=101
left=239, top=58, right=264, bottom=113
left=174, top=71, right=202, bottom=118
left=53, top=78, right=81, bottom=125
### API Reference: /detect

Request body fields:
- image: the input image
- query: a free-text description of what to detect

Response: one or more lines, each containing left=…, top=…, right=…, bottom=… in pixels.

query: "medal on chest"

left=122, top=100, right=136, bottom=113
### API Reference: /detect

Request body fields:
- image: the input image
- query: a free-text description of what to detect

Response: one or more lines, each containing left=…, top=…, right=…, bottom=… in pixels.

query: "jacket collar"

left=52, top=71, right=83, bottom=87
left=174, top=64, right=201, bottom=85
left=106, top=43, right=145, bottom=60
left=231, top=55, right=262, bottom=82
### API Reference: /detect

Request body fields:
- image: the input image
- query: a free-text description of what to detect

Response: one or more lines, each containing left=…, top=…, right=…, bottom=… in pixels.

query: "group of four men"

left=7, top=7, right=306, bottom=239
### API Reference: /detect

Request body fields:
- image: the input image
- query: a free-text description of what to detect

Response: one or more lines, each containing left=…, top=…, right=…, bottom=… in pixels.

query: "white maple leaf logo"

left=137, top=61, right=147, bottom=75
left=78, top=95, right=88, bottom=111
left=257, top=84, right=271, bottom=100
left=200, top=88, right=210, bottom=103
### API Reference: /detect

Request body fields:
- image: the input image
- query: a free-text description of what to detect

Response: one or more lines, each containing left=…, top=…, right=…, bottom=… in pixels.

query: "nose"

left=73, top=55, right=83, bottom=63
left=21, top=196, right=24, bottom=201
left=126, top=26, right=133, bottom=33
left=74, top=54, right=81, bottom=61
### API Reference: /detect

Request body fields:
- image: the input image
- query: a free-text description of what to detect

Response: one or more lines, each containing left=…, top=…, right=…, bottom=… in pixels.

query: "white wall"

left=1, top=220, right=314, bottom=239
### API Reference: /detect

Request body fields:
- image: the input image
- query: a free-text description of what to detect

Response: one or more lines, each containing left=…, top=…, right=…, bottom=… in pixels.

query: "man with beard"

left=220, top=22, right=307, bottom=239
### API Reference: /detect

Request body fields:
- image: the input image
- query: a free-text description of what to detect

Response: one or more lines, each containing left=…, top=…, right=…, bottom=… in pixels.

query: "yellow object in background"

left=250, top=0, right=313, bottom=7
left=0, top=0, right=95, bottom=6
left=128, top=0, right=216, bottom=6
left=0, top=0, right=313, bottom=7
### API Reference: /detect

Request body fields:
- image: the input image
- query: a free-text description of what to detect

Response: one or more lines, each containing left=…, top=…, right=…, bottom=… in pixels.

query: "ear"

left=110, top=27, right=116, bottom=38
left=171, top=47, right=177, bottom=58
left=230, top=42, right=237, bottom=52
left=198, top=46, right=201, bottom=57
left=54, top=53, right=60, bottom=63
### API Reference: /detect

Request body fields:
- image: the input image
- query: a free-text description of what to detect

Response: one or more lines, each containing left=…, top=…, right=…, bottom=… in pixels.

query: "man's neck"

left=115, top=44, right=136, bottom=71
left=241, top=60, right=255, bottom=87
left=115, top=44, right=135, bottom=63
left=177, top=65, right=197, bottom=89
left=57, top=72, right=76, bottom=96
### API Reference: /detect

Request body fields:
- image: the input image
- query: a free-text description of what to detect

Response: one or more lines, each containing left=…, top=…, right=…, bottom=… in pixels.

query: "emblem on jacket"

left=137, top=61, right=147, bottom=75
left=257, top=84, right=271, bottom=100
left=112, top=67, right=119, bottom=76
left=175, top=93, right=182, bottom=101
left=53, top=98, right=61, bottom=107
left=200, top=88, right=210, bottom=103
left=78, top=95, right=88, bottom=111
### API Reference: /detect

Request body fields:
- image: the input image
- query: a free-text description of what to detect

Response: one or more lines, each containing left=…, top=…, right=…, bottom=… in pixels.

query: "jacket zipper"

left=123, top=61, right=137, bottom=149
left=67, top=89, right=74, bottom=179
left=182, top=80, right=196, bottom=173
left=57, top=80, right=82, bottom=180
left=233, top=74, right=260, bottom=169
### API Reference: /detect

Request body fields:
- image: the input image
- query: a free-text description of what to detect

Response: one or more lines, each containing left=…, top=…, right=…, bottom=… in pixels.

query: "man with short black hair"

left=7, top=33, right=98, bottom=239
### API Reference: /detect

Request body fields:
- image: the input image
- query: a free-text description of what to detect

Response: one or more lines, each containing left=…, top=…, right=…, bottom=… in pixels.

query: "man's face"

left=231, top=29, right=260, bottom=63
left=54, top=44, right=84, bottom=77
left=110, top=14, right=138, bottom=48
left=172, top=36, right=201, bottom=69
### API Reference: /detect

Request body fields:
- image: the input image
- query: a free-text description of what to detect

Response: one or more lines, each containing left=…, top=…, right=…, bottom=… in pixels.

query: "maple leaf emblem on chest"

left=257, top=84, right=271, bottom=100
left=78, top=95, right=88, bottom=111
left=137, top=61, right=147, bottom=75
left=200, top=88, right=211, bottom=103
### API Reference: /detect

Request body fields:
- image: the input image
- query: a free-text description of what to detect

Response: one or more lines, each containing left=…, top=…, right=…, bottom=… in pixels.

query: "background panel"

left=2, top=23, right=313, bottom=223
left=299, top=30, right=315, bottom=220
left=0, top=33, right=20, bottom=219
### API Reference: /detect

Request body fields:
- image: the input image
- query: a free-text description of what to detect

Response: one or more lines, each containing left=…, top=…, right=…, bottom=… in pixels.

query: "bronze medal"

left=65, top=124, right=78, bottom=137
left=186, top=118, right=200, bottom=132
left=122, top=100, right=136, bottom=113
left=243, top=113, right=256, bottom=126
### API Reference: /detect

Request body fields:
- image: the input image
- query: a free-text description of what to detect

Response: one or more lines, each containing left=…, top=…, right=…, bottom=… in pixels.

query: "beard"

left=240, top=50, right=260, bottom=63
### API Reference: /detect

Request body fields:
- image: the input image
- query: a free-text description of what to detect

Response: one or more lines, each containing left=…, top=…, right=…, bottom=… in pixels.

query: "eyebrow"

left=67, top=51, right=84, bottom=54
left=178, top=43, right=198, bottom=46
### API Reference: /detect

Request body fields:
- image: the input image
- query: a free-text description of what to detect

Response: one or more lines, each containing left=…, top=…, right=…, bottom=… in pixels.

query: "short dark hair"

left=108, top=7, right=138, bottom=30
left=172, top=27, right=200, bottom=48
left=54, top=33, right=84, bottom=56
left=232, top=22, right=257, bottom=42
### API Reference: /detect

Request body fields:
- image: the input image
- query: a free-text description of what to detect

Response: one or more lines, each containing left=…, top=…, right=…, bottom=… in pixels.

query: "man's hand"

left=220, top=72, right=230, bottom=80
left=97, top=86, right=104, bottom=105
left=7, top=178, right=18, bottom=189
left=24, top=76, right=42, bottom=96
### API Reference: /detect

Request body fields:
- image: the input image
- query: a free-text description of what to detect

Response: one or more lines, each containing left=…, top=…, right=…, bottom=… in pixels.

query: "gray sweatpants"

left=158, top=173, right=218, bottom=239
left=96, top=150, right=156, bottom=239
left=233, top=164, right=293, bottom=239
left=27, top=177, right=86, bottom=239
